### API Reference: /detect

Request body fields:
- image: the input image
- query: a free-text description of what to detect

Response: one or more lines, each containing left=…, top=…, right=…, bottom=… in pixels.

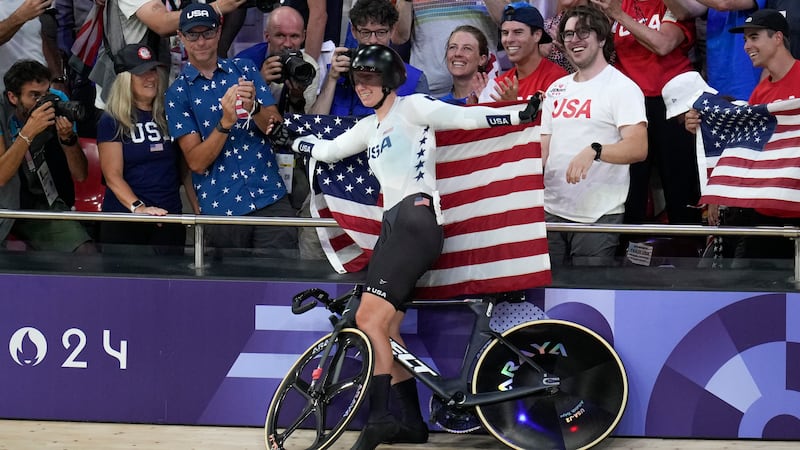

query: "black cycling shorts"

left=364, top=193, right=444, bottom=309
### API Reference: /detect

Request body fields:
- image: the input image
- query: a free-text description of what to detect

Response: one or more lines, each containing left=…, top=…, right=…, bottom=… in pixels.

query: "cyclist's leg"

left=352, top=194, right=442, bottom=449
left=388, top=310, right=429, bottom=443
left=352, top=293, right=401, bottom=450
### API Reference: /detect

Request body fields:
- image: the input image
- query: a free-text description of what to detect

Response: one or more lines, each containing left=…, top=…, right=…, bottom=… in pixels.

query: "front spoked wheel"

left=472, top=320, right=628, bottom=450
left=265, top=328, right=374, bottom=450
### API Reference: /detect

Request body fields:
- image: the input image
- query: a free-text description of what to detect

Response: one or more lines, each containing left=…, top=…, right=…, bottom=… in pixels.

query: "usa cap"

left=180, top=2, right=220, bottom=33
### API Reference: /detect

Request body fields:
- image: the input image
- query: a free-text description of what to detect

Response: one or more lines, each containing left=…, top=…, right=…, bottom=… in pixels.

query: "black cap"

left=729, top=9, right=789, bottom=34
left=180, top=2, right=220, bottom=33
left=114, top=44, right=164, bottom=75
left=501, top=2, right=552, bottom=44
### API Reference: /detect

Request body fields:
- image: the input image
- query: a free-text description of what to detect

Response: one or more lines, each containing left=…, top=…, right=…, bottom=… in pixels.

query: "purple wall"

left=1, top=274, right=799, bottom=439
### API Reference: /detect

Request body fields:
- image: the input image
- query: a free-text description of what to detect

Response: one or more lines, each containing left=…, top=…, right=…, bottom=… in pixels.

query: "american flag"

left=694, top=93, right=800, bottom=214
left=280, top=105, right=551, bottom=299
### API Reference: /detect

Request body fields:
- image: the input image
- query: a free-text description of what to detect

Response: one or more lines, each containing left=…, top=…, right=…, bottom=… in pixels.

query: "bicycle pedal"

left=429, top=396, right=481, bottom=434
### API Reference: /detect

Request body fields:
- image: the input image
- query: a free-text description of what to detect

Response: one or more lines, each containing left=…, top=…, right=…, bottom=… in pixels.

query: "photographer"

left=308, top=0, right=429, bottom=116
left=1, top=59, right=94, bottom=252
left=236, top=6, right=320, bottom=114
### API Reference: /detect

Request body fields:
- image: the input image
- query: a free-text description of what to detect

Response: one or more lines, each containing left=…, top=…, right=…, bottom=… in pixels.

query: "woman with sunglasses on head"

left=292, top=44, right=540, bottom=450
left=97, top=43, right=195, bottom=255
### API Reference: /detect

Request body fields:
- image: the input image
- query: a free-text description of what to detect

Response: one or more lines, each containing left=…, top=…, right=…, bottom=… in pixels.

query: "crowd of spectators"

left=0, top=0, right=798, bottom=267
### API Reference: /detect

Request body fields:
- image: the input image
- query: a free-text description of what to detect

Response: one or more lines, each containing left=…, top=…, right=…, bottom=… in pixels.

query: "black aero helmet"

left=350, top=44, right=407, bottom=91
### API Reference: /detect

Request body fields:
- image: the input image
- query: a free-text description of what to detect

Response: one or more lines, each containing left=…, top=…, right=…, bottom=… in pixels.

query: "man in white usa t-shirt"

left=541, top=5, right=648, bottom=266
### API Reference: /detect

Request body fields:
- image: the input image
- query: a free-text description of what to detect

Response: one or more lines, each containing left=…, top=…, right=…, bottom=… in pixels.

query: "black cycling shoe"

left=350, top=414, right=401, bottom=450
left=387, top=420, right=429, bottom=444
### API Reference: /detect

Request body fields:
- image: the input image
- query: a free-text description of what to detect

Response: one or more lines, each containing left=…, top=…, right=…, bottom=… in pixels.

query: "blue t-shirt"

left=166, top=57, right=285, bottom=216
left=706, top=2, right=765, bottom=100
left=97, top=110, right=182, bottom=214
left=235, top=43, right=268, bottom=70
left=438, top=92, right=468, bottom=105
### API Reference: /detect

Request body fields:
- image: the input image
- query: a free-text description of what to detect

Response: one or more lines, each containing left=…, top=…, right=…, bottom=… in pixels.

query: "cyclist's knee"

left=356, top=293, right=394, bottom=331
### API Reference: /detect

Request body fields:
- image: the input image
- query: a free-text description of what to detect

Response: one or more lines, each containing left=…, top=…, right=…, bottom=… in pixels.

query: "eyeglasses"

left=561, top=28, right=592, bottom=42
left=355, top=28, right=390, bottom=40
left=182, top=28, right=218, bottom=42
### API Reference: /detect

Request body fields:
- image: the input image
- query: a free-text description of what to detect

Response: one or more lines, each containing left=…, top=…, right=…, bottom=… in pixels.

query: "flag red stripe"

left=716, top=155, right=800, bottom=169
left=437, top=145, right=541, bottom=179
left=434, top=238, right=549, bottom=269
left=342, top=251, right=372, bottom=272
left=327, top=231, right=361, bottom=252
left=765, top=135, right=800, bottom=151
left=708, top=176, right=800, bottom=189
left=415, top=271, right=552, bottom=299
left=773, top=107, right=800, bottom=117
left=700, top=195, right=800, bottom=213
left=442, top=175, right=543, bottom=208
left=444, top=207, right=545, bottom=236
left=328, top=211, right=382, bottom=236
left=436, top=122, right=531, bottom=145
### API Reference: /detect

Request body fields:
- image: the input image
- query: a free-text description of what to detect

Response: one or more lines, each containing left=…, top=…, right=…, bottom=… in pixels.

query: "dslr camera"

left=277, top=49, right=316, bottom=87
left=340, top=47, right=359, bottom=60
left=241, top=0, right=281, bottom=12
left=34, top=93, right=86, bottom=123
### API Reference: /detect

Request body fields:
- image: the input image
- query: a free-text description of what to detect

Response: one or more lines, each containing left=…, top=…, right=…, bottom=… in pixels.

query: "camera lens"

left=58, top=101, right=86, bottom=123
left=280, top=50, right=316, bottom=86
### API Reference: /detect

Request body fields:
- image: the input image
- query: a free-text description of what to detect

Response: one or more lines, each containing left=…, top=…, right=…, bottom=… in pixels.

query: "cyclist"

left=291, top=44, right=539, bottom=450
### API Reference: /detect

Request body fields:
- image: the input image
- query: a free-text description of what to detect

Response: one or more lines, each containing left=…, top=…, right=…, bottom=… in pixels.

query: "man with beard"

left=540, top=5, right=648, bottom=266
left=1, top=60, right=94, bottom=252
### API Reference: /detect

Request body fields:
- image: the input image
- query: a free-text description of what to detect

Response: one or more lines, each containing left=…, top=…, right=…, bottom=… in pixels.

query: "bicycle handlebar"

left=291, top=288, right=329, bottom=315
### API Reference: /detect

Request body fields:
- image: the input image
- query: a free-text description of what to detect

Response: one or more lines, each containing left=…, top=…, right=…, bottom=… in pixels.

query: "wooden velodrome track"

left=0, top=421, right=797, bottom=450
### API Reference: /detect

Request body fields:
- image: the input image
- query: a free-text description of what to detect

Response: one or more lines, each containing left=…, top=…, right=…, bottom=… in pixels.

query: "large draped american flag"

left=281, top=103, right=551, bottom=299
left=693, top=93, right=800, bottom=213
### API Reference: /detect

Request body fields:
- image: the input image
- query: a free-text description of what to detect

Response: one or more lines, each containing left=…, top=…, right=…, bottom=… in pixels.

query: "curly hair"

left=349, top=0, right=398, bottom=29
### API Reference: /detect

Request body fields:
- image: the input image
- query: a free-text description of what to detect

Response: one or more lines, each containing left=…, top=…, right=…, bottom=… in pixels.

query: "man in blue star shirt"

left=166, top=3, right=298, bottom=255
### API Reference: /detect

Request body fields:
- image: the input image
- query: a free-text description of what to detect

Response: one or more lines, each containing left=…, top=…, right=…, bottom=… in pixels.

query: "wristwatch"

left=130, top=199, right=145, bottom=213
left=215, top=121, right=232, bottom=134
left=591, top=142, right=602, bottom=161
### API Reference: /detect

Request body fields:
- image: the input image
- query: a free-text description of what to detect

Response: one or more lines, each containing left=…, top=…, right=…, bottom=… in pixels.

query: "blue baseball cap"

left=180, top=3, right=219, bottom=33
left=502, top=2, right=552, bottom=43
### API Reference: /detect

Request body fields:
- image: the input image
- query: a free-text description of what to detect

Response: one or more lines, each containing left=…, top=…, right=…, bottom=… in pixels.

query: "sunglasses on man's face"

left=182, top=28, right=218, bottom=42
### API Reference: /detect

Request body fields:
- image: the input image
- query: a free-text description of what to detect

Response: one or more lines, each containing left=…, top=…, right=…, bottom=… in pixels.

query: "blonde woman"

left=97, top=44, right=195, bottom=255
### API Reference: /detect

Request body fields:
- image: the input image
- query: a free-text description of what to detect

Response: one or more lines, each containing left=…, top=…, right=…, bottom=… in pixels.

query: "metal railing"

left=1, top=209, right=798, bottom=285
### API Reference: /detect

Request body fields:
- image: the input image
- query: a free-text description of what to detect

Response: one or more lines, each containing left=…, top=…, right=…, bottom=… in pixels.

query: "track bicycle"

left=265, top=285, right=628, bottom=450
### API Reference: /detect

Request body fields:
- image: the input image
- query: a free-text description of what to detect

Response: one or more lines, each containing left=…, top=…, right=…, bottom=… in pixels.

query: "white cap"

left=661, top=71, right=718, bottom=119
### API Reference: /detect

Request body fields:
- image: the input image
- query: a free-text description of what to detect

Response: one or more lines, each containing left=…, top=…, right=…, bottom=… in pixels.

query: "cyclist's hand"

left=519, top=92, right=543, bottom=124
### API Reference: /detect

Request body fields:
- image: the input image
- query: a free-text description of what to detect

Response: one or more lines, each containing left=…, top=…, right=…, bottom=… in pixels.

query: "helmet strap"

left=373, top=86, right=391, bottom=110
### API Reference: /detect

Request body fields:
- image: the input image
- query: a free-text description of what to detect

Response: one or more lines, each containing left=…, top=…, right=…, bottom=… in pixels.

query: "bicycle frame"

left=390, top=298, right=560, bottom=408
left=271, top=285, right=629, bottom=450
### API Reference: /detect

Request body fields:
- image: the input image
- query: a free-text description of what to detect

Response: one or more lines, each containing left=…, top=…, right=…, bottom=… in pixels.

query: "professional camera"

left=277, top=49, right=316, bottom=86
left=340, top=47, right=359, bottom=60
left=33, top=93, right=86, bottom=123
left=241, top=0, right=281, bottom=12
